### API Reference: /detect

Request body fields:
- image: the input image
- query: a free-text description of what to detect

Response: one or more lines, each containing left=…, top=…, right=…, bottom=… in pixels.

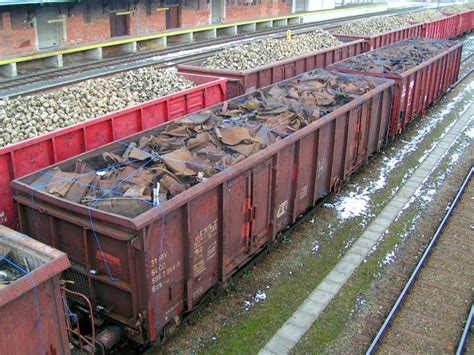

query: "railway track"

left=0, top=6, right=428, bottom=97
left=366, top=167, right=474, bottom=354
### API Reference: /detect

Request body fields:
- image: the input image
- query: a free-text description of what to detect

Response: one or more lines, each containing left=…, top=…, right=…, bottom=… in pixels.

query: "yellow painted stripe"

left=0, top=4, right=387, bottom=66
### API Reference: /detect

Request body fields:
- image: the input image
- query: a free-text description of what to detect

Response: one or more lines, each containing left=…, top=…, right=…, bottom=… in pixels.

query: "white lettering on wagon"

left=277, top=200, right=288, bottom=218
left=150, top=252, right=181, bottom=294
left=194, top=219, right=218, bottom=277
left=207, top=241, right=217, bottom=261
left=300, top=185, right=308, bottom=200
left=406, top=78, right=416, bottom=114
left=0, top=211, right=6, bottom=224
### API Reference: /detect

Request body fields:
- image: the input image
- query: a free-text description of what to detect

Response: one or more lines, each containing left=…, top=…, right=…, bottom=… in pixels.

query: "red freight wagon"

left=0, top=73, right=226, bottom=230
left=333, top=23, right=424, bottom=52
left=0, top=226, right=71, bottom=355
left=456, top=10, right=474, bottom=35
left=421, top=14, right=460, bottom=39
left=177, top=40, right=365, bottom=99
left=12, top=69, right=394, bottom=345
left=329, top=39, right=463, bottom=137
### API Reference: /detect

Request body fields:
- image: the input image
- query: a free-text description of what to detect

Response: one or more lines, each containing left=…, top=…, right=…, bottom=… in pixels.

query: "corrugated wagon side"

left=329, top=40, right=463, bottom=137
left=0, top=226, right=71, bottom=355
left=421, top=14, right=461, bottom=39
left=457, top=10, right=474, bottom=35
left=177, top=40, right=366, bottom=99
left=0, top=74, right=226, bottom=230
left=12, top=71, right=394, bottom=345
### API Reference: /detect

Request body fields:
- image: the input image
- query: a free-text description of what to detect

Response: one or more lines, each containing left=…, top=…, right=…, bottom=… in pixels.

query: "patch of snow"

left=325, top=84, right=472, bottom=223
left=449, top=152, right=461, bottom=165
left=344, top=239, right=354, bottom=250
left=311, top=241, right=320, bottom=254
left=382, top=250, right=396, bottom=265
left=326, top=193, right=371, bottom=222
left=356, top=295, right=368, bottom=308
left=420, top=189, right=436, bottom=203
left=243, top=300, right=253, bottom=311
left=403, top=191, right=418, bottom=211
left=465, top=127, right=474, bottom=139
left=402, top=113, right=470, bottom=212
left=243, top=290, right=267, bottom=311
left=254, top=290, right=266, bottom=302
left=361, top=81, right=474, bottom=197
left=367, top=245, right=376, bottom=257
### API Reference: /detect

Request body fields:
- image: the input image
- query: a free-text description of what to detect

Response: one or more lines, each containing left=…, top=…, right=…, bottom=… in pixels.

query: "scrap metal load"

left=330, top=38, right=462, bottom=136
left=0, top=245, right=24, bottom=289
left=28, top=70, right=382, bottom=219
left=332, top=39, right=456, bottom=74
left=204, top=29, right=341, bottom=71
left=0, top=226, right=71, bottom=355
left=0, top=68, right=195, bottom=147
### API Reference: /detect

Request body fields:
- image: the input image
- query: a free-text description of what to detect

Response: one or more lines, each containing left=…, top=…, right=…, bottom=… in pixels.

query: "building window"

left=146, top=0, right=152, bottom=15
left=11, top=8, right=28, bottom=31
left=112, top=0, right=128, bottom=11
left=84, top=3, right=91, bottom=22
left=183, top=0, right=200, bottom=10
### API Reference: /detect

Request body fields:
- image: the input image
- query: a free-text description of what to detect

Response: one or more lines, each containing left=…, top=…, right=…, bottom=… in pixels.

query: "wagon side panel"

left=15, top=195, right=145, bottom=341
left=0, top=74, right=227, bottom=230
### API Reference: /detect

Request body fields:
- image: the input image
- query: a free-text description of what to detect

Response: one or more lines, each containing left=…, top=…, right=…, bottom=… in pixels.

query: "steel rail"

left=366, top=166, right=474, bottom=355
left=456, top=305, right=474, bottom=355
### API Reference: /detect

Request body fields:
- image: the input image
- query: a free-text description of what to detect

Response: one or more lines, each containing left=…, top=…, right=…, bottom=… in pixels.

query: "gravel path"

left=377, top=180, right=474, bottom=354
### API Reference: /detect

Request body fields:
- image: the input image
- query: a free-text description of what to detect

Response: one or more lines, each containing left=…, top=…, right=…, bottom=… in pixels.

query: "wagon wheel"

left=332, top=178, right=343, bottom=196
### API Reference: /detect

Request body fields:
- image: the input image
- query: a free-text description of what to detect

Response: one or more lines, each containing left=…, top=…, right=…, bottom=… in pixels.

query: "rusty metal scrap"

left=0, top=248, right=27, bottom=288
left=332, top=39, right=457, bottom=74
left=33, top=70, right=384, bottom=218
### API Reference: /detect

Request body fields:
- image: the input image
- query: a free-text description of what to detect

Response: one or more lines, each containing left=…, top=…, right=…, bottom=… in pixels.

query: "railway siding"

left=260, top=102, right=473, bottom=354
left=377, top=177, right=473, bottom=354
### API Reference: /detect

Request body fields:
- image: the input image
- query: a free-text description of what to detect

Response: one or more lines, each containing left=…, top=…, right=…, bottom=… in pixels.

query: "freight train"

left=4, top=37, right=466, bottom=353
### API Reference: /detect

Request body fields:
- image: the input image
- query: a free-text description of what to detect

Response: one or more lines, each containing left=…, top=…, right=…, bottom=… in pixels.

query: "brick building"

left=0, top=0, right=296, bottom=57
